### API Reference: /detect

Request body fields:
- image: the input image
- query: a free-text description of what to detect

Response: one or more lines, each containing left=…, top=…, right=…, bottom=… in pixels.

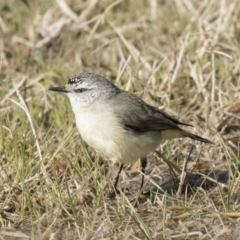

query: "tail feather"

left=183, top=131, right=213, bottom=144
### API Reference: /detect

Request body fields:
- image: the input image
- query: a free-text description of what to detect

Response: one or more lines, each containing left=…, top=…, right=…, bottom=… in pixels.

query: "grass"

left=0, top=0, right=240, bottom=239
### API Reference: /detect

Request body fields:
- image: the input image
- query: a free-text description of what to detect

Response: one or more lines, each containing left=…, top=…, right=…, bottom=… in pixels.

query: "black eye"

left=74, top=88, right=87, bottom=93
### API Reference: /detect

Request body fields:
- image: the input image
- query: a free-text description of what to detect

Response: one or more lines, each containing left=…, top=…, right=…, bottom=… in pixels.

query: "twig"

left=10, top=89, right=52, bottom=186
left=176, top=158, right=187, bottom=198
left=1, top=77, right=27, bottom=105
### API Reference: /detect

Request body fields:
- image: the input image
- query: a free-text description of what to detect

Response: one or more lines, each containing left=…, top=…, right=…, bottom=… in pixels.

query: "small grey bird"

left=49, top=72, right=212, bottom=197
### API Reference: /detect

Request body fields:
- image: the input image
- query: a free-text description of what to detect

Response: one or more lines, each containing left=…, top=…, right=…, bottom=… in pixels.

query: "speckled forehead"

left=68, top=75, right=82, bottom=85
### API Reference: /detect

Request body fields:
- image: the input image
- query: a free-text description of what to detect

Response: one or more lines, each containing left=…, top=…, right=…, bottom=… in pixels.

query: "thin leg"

left=108, top=163, right=124, bottom=199
left=140, top=157, right=147, bottom=190
left=114, top=163, right=124, bottom=190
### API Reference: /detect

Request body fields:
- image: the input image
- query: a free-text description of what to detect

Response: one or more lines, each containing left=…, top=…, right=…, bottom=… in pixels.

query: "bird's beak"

left=49, top=86, right=69, bottom=93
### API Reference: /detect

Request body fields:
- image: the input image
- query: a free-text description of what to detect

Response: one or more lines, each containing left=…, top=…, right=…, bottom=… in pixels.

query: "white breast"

left=72, top=105, right=162, bottom=164
left=73, top=106, right=121, bottom=157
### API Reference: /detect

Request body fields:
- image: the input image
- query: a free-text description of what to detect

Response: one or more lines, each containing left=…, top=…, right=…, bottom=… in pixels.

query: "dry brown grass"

left=0, top=0, right=240, bottom=239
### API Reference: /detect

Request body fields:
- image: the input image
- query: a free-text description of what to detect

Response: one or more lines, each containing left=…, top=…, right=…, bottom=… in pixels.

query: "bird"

left=49, top=72, right=212, bottom=198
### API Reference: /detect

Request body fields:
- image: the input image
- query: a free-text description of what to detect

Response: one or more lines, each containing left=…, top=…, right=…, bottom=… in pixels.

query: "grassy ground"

left=0, top=0, right=240, bottom=239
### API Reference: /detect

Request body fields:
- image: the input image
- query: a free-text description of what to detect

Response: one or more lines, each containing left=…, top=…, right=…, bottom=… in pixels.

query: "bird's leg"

left=140, top=157, right=147, bottom=190
left=108, top=163, right=124, bottom=199
left=113, top=163, right=124, bottom=190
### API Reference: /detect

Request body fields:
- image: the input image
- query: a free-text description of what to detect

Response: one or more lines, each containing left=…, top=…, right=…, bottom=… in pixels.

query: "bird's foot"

left=108, top=187, right=129, bottom=199
left=141, top=190, right=151, bottom=196
left=108, top=188, right=119, bottom=199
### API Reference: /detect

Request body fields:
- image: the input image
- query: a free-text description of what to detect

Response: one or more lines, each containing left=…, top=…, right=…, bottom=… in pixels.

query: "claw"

left=108, top=188, right=119, bottom=199
left=108, top=187, right=130, bottom=199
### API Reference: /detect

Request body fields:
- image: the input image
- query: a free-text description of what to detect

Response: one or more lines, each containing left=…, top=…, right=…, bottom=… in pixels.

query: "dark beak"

left=49, top=86, right=69, bottom=93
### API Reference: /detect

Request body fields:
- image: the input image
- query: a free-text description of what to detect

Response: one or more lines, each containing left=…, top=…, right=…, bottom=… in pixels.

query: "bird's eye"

left=74, top=88, right=87, bottom=93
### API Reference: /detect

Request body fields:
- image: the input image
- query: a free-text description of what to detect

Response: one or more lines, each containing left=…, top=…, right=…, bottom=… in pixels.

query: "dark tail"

left=183, top=131, right=213, bottom=144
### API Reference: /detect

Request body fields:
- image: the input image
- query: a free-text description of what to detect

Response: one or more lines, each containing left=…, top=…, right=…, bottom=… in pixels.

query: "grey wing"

left=112, top=91, right=191, bottom=133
